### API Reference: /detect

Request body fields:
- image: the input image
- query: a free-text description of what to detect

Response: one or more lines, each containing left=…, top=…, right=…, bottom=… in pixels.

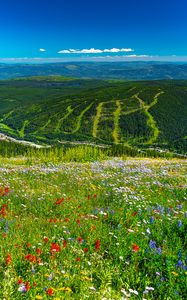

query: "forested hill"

left=0, top=76, right=186, bottom=152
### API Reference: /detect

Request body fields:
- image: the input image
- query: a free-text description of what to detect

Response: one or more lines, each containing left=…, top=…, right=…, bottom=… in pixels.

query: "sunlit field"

left=0, top=157, right=187, bottom=299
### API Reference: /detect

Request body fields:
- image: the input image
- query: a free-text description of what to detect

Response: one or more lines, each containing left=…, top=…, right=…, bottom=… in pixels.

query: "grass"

left=112, top=100, right=121, bottom=144
left=92, top=102, right=103, bottom=138
left=0, top=156, right=187, bottom=299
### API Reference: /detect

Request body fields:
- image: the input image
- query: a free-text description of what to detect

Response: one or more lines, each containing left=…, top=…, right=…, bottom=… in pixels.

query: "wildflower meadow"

left=0, top=157, right=187, bottom=299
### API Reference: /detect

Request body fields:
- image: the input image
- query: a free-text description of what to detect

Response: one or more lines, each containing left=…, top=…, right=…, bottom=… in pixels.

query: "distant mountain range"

left=1, top=61, right=187, bottom=80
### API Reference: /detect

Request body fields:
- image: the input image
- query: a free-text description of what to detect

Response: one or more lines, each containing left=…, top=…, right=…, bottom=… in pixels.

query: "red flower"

left=93, top=194, right=97, bottom=198
left=27, top=243, right=31, bottom=248
left=37, top=248, right=41, bottom=255
left=65, top=218, right=69, bottom=222
left=76, top=257, right=81, bottom=261
left=132, top=211, right=137, bottom=217
left=56, top=198, right=64, bottom=205
left=132, top=244, right=140, bottom=252
left=77, top=219, right=81, bottom=224
left=63, top=240, right=67, bottom=248
left=50, top=242, right=60, bottom=253
left=87, top=195, right=91, bottom=200
left=17, top=279, right=23, bottom=285
left=25, top=254, right=36, bottom=263
left=84, top=247, right=89, bottom=253
left=1, top=204, right=7, bottom=216
left=95, top=240, right=100, bottom=251
left=44, top=236, right=49, bottom=243
left=5, top=186, right=10, bottom=195
left=37, top=257, right=42, bottom=264
left=25, top=281, right=31, bottom=291
left=6, top=253, right=11, bottom=265
left=77, top=237, right=83, bottom=243
left=46, top=288, right=54, bottom=296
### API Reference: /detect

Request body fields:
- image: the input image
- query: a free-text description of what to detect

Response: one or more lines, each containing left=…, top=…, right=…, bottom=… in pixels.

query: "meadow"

left=0, top=156, right=187, bottom=299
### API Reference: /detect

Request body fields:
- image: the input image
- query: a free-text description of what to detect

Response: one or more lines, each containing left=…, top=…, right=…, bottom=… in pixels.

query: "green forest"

left=0, top=77, right=186, bottom=155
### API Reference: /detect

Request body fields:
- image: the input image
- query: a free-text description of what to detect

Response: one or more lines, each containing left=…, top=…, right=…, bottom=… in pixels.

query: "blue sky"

left=0, top=0, right=187, bottom=62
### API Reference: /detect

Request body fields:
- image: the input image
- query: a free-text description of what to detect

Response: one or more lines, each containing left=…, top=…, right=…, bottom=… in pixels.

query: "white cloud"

left=58, top=47, right=134, bottom=54
left=125, top=54, right=150, bottom=58
left=39, top=48, right=46, bottom=52
left=58, top=49, right=71, bottom=54
left=103, top=48, right=133, bottom=53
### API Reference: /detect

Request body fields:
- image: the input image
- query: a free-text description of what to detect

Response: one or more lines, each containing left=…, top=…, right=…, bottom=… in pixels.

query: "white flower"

left=145, top=286, right=154, bottom=291
left=129, top=288, right=139, bottom=295
left=121, top=289, right=130, bottom=297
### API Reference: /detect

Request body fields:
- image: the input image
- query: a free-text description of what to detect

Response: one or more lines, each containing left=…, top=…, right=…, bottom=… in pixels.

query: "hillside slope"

left=0, top=77, right=186, bottom=152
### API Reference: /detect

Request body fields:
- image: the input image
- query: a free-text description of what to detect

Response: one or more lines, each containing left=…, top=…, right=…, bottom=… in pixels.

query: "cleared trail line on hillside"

left=18, top=120, right=30, bottom=138
left=120, top=93, right=141, bottom=116
left=112, top=100, right=121, bottom=144
left=65, top=102, right=94, bottom=134
left=135, top=91, right=164, bottom=144
left=0, top=110, right=14, bottom=123
left=55, top=105, right=74, bottom=133
left=93, top=102, right=103, bottom=138
left=0, top=123, right=16, bottom=136
left=33, top=118, right=51, bottom=135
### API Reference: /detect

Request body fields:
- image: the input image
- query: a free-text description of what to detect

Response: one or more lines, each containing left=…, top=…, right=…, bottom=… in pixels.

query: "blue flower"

left=149, top=240, right=157, bottom=249
left=176, top=259, right=183, bottom=268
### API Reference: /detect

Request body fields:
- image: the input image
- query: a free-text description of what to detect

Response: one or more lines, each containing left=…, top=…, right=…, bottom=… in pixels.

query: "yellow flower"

left=185, top=272, right=187, bottom=275
left=35, top=296, right=43, bottom=300
left=80, top=271, right=87, bottom=275
left=81, top=276, right=91, bottom=281
left=58, top=287, right=72, bottom=292
left=171, top=272, right=178, bottom=276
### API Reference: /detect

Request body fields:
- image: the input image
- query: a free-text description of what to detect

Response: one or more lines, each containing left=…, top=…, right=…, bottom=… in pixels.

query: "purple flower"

left=149, top=240, right=157, bottom=249
left=176, top=259, right=183, bottom=268
left=176, top=205, right=182, bottom=210
left=178, top=220, right=182, bottom=228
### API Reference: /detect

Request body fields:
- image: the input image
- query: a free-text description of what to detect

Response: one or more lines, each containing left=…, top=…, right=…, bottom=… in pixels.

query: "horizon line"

left=0, top=55, right=187, bottom=64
